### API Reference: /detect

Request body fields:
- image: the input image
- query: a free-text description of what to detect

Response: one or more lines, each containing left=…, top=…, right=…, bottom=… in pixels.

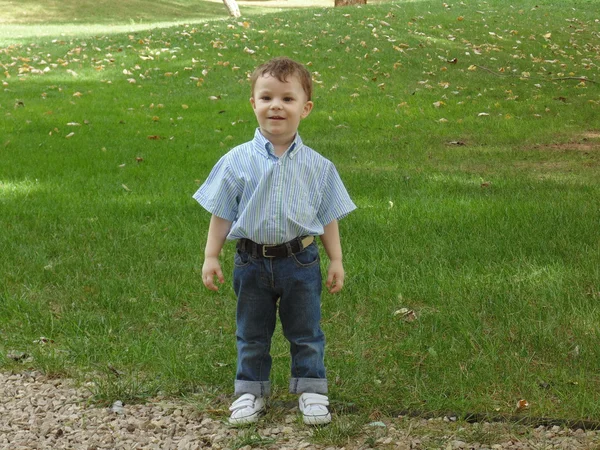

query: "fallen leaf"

left=7, top=351, right=29, bottom=362
left=393, top=308, right=418, bottom=322
left=121, top=184, right=131, bottom=192
left=65, top=132, right=75, bottom=138
left=516, top=399, right=530, bottom=411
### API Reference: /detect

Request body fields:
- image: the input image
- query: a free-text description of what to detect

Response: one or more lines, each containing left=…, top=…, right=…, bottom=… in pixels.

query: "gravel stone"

left=1, top=371, right=599, bottom=449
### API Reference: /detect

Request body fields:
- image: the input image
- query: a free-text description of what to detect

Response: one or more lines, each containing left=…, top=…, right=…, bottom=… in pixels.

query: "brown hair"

left=250, top=57, right=313, bottom=101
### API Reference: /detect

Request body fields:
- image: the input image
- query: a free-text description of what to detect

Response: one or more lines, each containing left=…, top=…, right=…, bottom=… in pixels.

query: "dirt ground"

left=206, top=0, right=380, bottom=9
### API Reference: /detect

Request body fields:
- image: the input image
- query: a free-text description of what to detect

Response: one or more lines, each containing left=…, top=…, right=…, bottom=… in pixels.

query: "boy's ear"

left=301, top=101, right=314, bottom=119
left=250, top=97, right=256, bottom=109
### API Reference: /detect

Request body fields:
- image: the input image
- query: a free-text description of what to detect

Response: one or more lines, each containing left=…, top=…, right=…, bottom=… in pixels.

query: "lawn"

left=1, top=0, right=599, bottom=426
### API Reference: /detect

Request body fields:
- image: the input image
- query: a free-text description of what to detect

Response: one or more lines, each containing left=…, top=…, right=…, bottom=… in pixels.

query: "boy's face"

left=250, top=74, right=313, bottom=148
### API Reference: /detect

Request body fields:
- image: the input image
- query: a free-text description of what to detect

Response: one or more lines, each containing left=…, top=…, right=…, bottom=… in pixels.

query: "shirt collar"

left=252, top=128, right=303, bottom=159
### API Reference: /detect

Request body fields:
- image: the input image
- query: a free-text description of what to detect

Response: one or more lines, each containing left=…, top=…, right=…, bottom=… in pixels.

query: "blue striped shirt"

left=194, top=128, right=356, bottom=244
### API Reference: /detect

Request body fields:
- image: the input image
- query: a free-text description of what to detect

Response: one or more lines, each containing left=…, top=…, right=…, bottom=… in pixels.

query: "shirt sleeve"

left=317, top=162, right=357, bottom=226
left=193, top=154, right=241, bottom=222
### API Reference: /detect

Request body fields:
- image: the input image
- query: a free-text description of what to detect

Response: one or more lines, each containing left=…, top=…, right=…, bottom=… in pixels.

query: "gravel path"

left=2, top=371, right=599, bottom=449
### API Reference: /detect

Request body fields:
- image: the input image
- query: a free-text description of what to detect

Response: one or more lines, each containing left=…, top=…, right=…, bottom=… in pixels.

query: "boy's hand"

left=326, top=260, right=345, bottom=294
left=202, top=256, right=225, bottom=291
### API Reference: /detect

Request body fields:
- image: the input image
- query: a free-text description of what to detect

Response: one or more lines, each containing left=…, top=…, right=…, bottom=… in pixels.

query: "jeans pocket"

left=291, top=243, right=320, bottom=268
left=234, top=250, right=251, bottom=267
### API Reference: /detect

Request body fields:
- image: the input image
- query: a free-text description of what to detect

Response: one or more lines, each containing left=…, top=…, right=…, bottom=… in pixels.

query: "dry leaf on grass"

left=393, top=308, right=417, bottom=322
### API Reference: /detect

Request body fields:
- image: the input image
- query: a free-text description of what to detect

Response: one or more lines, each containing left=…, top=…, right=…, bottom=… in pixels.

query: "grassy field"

left=1, top=0, right=599, bottom=429
left=1, top=0, right=233, bottom=24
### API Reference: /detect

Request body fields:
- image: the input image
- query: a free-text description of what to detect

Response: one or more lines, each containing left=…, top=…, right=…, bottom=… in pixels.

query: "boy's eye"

left=261, top=96, right=271, bottom=101
left=284, top=97, right=294, bottom=102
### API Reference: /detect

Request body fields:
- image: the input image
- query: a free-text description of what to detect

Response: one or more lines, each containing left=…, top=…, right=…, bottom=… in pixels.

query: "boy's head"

left=250, top=57, right=314, bottom=149
left=250, top=57, right=312, bottom=102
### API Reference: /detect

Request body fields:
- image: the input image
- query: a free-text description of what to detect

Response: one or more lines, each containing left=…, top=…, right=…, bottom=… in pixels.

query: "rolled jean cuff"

left=234, top=380, right=271, bottom=398
left=289, top=377, right=328, bottom=395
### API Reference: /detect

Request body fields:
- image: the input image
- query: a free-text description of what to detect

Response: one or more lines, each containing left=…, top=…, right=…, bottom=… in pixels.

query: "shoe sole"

left=229, top=409, right=265, bottom=426
left=303, top=413, right=332, bottom=425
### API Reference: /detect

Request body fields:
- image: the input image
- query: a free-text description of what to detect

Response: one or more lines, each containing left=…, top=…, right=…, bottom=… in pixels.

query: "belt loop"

left=251, top=242, right=258, bottom=258
left=239, top=239, right=246, bottom=253
left=284, top=241, right=293, bottom=257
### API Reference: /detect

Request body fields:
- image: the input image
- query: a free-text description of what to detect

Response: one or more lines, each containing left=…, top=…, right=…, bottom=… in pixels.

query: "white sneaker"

left=229, top=393, right=265, bottom=425
left=299, top=393, right=331, bottom=425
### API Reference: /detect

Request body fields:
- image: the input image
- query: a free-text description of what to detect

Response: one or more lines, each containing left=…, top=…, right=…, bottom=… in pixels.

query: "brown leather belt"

left=237, top=236, right=315, bottom=258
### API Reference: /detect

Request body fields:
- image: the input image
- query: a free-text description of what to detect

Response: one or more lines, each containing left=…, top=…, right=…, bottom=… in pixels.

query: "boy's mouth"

left=268, top=116, right=285, bottom=120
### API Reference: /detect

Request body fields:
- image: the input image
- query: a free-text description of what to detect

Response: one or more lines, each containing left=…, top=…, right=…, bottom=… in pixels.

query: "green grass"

left=0, top=0, right=224, bottom=24
left=1, top=0, right=600, bottom=427
left=0, top=0, right=295, bottom=44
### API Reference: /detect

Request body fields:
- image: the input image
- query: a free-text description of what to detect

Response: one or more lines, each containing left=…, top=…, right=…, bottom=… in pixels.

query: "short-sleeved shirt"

left=194, top=128, right=356, bottom=245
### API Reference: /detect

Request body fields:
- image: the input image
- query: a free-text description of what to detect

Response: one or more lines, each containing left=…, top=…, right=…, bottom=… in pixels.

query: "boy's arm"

left=202, top=214, right=233, bottom=291
left=319, top=219, right=345, bottom=294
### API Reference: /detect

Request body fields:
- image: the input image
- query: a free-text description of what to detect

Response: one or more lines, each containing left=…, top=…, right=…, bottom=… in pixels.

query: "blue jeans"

left=233, top=241, right=327, bottom=397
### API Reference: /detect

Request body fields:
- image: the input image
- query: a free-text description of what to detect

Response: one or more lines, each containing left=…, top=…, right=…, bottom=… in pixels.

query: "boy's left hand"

left=326, top=260, right=345, bottom=294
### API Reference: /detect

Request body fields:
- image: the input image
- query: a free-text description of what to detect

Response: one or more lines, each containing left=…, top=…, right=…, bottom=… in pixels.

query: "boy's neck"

left=273, top=142, right=290, bottom=157
left=261, top=130, right=296, bottom=157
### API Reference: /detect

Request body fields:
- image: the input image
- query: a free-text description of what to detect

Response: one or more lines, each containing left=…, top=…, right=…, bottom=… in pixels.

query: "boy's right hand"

left=202, top=256, right=225, bottom=291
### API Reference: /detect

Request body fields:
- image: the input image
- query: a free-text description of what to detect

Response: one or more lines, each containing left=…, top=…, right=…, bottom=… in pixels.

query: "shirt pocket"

left=287, top=182, right=321, bottom=225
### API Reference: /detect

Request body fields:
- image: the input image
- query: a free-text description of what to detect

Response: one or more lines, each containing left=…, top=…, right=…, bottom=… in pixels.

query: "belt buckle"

left=262, top=244, right=275, bottom=258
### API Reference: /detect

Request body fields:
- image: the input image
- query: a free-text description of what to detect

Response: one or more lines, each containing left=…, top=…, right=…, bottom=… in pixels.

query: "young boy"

left=193, top=57, right=356, bottom=426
